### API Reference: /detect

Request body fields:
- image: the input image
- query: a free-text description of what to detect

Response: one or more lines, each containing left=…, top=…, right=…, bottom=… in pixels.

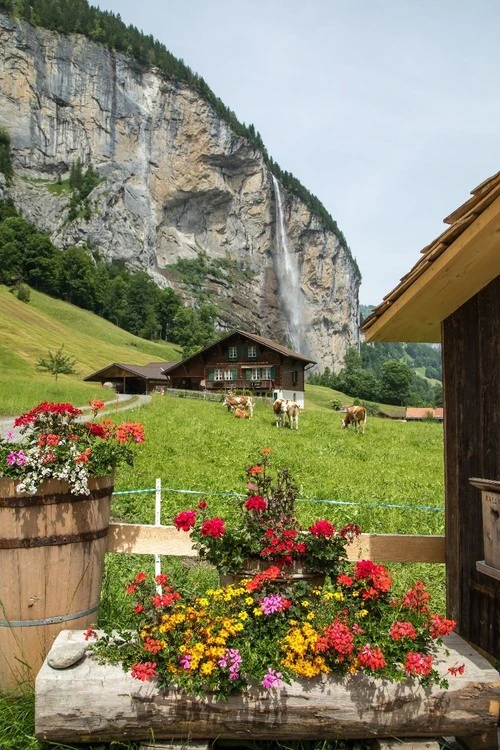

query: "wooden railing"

left=106, top=523, right=445, bottom=563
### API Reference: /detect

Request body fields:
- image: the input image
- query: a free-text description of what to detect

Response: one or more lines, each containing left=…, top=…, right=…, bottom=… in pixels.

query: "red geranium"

left=174, top=510, right=197, bottom=531
left=200, top=517, right=225, bottom=538
left=309, top=519, right=335, bottom=538
left=245, top=495, right=267, bottom=512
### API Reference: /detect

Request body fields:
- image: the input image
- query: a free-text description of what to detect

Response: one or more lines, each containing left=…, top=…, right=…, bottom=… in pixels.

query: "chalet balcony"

left=205, top=379, right=274, bottom=391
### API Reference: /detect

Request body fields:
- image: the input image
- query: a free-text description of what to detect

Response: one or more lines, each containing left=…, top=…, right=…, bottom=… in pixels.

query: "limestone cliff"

left=0, top=13, right=360, bottom=372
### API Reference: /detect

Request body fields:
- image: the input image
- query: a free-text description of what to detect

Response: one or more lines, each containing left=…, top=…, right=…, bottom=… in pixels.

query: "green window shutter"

left=208, top=369, right=214, bottom=380
left=245, top=369, right=251, bottom=380
left=271, top=367, right=276, bottom=379
left=232, top=369, right=238, bottom=380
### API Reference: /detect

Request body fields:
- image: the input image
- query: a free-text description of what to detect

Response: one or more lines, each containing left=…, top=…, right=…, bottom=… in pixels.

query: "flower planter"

left=0, top=474, right=114, bottom=691
left=219, top=557, right=325, bottom=588
left=470, top=478, right=500, bottom=574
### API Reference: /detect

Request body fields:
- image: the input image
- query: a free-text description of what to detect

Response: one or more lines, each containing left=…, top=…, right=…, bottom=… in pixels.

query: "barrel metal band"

left=0, top=526, right=109, bottom=549
left=0, top=484, right=113, bottom=508
left=0, top=602, right=100, bottom=627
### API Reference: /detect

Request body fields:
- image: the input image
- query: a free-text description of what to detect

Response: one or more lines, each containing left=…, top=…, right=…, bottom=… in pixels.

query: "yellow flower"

left=322, top=592, right=334, bottom=601
left=253, top=608, right=263, bottom=617
left=239, top=612, right=248, bottom=621
left=351, top=590, right=359, bottom=597
left=301, top=600, right=309, bottom=608
left=333, top=592, right=344, bottom=601
left=198, top=598, right=209, bottom=607
left=200, top=660, right=216, bottom=675
left=306, top=612, right=315, bottom=620
left=357, top=609, right=368, bottom=618
left=245, top=597, right=254, bottom=606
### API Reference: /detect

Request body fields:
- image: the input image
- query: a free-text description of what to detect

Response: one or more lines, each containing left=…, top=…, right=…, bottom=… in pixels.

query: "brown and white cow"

left=234, top=406, right=251, bottom=419
left=341, top=405, right=367, bottom=433
left=286, top=401, right=300, bottom=430
left=223, top=394, right=254, bottom=418
left=273, top=398, right=288, bottom=427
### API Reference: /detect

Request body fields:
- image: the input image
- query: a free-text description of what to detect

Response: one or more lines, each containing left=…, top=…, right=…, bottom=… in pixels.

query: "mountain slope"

left=0, top=285, right=179, bottom=376
left=0, top=10, right=359, bottom=372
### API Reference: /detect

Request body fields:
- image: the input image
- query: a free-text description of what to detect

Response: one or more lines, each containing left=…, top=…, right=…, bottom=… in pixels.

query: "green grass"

left=0, top=341, right=446, bottom=749
left=0, top=285, right=181, bottom=415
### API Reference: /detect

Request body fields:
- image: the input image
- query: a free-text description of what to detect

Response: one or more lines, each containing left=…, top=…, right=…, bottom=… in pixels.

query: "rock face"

left=0, top=14, right=360, bottom=371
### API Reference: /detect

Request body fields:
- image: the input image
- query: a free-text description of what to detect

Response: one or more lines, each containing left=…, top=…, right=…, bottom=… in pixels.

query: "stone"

left=47, top=642, right=88, bottom=670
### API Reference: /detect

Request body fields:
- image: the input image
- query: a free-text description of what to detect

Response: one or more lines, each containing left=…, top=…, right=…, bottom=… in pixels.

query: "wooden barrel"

left=0, top=474, right=114, bottom=691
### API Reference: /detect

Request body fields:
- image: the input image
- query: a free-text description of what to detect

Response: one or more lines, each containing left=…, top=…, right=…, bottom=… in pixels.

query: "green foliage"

left=10, top=281, right=30, bottom=303
left=67, top=158, right=100, bottom=220
left=172, top=304, right=218, bottom=358
left=35, top=344, right=77, bottom=379
left=0, top=127, right=14, bottom=183
left=311, top=342, right=442, bottom=407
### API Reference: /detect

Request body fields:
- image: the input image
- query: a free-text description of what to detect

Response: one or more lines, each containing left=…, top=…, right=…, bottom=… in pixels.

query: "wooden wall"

left=443, top=276, right=500, bottom=658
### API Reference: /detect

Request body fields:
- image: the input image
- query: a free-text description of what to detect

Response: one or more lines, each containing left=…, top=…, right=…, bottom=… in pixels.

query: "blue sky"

left=95, top=0, right=500, bottom=304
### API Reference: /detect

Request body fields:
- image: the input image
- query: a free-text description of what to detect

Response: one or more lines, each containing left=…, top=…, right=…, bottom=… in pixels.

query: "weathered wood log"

left=35, top=631, right=500, bottom=743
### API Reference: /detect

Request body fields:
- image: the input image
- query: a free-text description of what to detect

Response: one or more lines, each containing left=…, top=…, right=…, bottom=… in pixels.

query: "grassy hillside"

left=0, top=285, right=181, bottom=415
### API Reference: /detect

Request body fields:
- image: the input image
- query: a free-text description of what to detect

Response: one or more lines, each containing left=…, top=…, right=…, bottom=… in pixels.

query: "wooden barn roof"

left=361, top=171, right=500, bottom=342
left=162, top=330, right=316, bottom=373
left=85, top=362, right=175, bottom=381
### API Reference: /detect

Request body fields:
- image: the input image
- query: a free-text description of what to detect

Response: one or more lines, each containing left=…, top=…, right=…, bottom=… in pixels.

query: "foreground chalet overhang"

left=361, top=172, right=500, bottom=342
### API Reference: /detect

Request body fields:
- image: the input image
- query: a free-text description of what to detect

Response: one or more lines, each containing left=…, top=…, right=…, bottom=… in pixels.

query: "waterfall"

left=272, top=175, right=305, bottom=353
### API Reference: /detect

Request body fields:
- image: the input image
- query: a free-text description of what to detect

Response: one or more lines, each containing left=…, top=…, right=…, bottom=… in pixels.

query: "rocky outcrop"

left=0, top=13, right=360, bottom=371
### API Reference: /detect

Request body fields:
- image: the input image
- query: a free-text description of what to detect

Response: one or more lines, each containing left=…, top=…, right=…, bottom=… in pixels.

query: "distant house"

left=162, top=330, right=316, bottom=408
left=84, top=361, right=175, bottom=394
left=405, top=407, right=443, bottom=421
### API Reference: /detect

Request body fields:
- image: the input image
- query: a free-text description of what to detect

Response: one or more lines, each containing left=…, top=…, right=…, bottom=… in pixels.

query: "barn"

left=361, top=170, right=500, bottom=660
left=84, top=361, right=175, bottom=394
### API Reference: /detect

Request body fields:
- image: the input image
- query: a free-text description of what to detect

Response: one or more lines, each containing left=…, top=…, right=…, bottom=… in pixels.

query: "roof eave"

left=362, top=194, right=500, bottom=343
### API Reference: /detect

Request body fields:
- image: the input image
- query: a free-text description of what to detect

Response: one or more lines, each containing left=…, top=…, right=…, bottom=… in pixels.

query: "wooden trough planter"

left=36, top=630, right=500, bottom=744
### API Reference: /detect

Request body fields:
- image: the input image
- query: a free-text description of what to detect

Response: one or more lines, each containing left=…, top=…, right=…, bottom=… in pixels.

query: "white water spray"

left=272, top=175, right=305, bottom=352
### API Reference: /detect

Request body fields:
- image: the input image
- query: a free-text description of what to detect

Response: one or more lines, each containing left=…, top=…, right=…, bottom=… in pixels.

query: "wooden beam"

left=106, top=524, right=445, bottom=563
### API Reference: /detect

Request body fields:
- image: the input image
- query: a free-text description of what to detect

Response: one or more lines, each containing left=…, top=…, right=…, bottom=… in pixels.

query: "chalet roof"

left=361, top=171, right=500, bottom=342
left=405, top=407, right=444, bottom=421
left=162, top=329, right=316, bottom=373
left=84, top=362, right=175, bottom=381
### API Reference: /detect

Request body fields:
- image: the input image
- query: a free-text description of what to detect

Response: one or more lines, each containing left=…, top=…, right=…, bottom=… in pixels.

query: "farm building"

left=162, top=329, right=316, bottom=407
left=361, top=170, right=500, bottom=660
left=405, top=407, right=443, bottom=421
left=84, top=361, right=175, bottom=393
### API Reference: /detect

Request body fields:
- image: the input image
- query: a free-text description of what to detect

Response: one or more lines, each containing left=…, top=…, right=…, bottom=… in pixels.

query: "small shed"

left=361, top=171, right=500, bottom=660
left=84, top=361, right=175, bottom=394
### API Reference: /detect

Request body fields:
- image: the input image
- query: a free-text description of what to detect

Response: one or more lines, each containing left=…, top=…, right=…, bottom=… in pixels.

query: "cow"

left=286, top=401, right=300, bottom=430
left=223, top=394, right=254, bottom=418
left=234, top=406, right=251, bottom=419
left=273, top=398, right=288, bottom=427
left=341, top=405, right=367, bottom=433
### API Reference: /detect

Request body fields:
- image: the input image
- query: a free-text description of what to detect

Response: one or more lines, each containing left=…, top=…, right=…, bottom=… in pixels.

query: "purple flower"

left=261, top=668, right=283, bottom=689
left=6, top=451, right=27, bottom=467
left=260, top=594, right=290, bottom=615
left=179, top=653, right=192, bottom=670
left=219, top=648, right=242, bottom=679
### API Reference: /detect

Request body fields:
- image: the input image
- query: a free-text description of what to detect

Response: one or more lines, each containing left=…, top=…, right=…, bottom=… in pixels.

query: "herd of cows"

left=222, top=394, right=367, bottom=433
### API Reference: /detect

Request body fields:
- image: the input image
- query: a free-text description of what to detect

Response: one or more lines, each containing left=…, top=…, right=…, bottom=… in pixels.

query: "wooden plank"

left=106, top=525, right=446, bottom=563
left=35, top=631, right=500, bottom=743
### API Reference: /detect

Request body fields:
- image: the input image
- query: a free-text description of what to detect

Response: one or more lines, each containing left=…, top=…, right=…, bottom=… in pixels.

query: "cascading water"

left=272, top=175, right=306, bottom=353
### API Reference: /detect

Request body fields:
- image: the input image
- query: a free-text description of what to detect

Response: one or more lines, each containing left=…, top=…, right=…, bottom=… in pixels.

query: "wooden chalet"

left=84, top=361, right=175, bottom=394
left=361, top=170, right=500, bottom=660
left=162, top=330, right=316, bottom=407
